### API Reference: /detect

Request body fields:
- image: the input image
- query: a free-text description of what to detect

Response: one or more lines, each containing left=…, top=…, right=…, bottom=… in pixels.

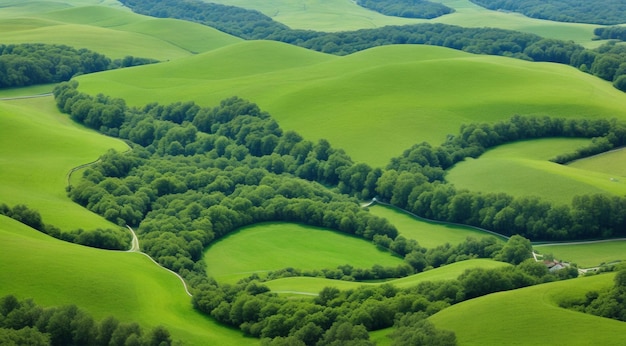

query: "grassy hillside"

left=76, top=43, right=626, bottom=167
left=569, top=148, right=626, bottom=177
left=429, top=273, right=626, bottom=345
left=368, top=204, right=507, bottom=248
left=206, top=0, right=600, bottom=46
left=536, top=240, right=626, bottom=268
left=264, top=259, right=510, bottom=295
left=446, top=138, right=626, bottom=205
left=0, top=5, right=241, bottom=60
left=0, top=96, right=128, bottom=230
left=204, top=222, right=405, bottom=284
left=0, top=215, right=253, bottom=345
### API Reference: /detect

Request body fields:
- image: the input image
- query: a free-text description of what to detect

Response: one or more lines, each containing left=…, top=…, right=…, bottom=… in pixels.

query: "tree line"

left=0, top=295, right=173, bottom=346
left=120, top=0, right=626, bottom=92
left=0, top=43, right=157, bottom=88
left=356, top=0, right=454, bottom=19
left=468, top=0, right=626, bottom=25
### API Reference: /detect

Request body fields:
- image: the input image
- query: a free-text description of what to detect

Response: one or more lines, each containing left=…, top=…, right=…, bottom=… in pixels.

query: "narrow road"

left=0, top=93, right=53, bottom=101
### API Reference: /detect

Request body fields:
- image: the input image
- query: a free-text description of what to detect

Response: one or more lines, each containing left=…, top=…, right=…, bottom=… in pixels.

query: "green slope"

left=535, top=240, right=626, bottom=268
left=429, top=273, right=626, bottom=345
left=76, top=43, right=626, bottom=167
left=0, top=216, right=252, bottom=345
left=0, top=96, right=127, bottom=230
left=0, top=5, right=241, bottom=60
left=568, top=148, right=626, bottom=177
left=204, top=222, right=405, bottom=284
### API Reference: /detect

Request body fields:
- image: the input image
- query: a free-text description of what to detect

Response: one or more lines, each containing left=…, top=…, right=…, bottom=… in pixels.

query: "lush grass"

left=0, top=215, right=253, bottom=345
left=569, top=148, right=626, bottom=177
left=204, top=222, right=405, bottom=284
left=430, top=273, right=625, bottom=345
left=0, top=5, right=241, bottom=60
left=535, top=240, right=626, bottom=268
left=264, top=259, right=510, bottom=295
left=77, top=43, right=626, bottom=167
left=367, top=204, right=507, bottom=248
left=206, top=0, right=600, bottom=46
left=446, top=138, right=626, bottom=205
left=0, top=96, right=128, bottom=230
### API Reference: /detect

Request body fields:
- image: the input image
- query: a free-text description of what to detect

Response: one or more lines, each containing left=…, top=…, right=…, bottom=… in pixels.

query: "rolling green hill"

left=0, top=215, right=253, bottom=345
left=76, top=43, right=626, bottom=167
left=446, top=138, right=626, bottom=205
left=568, top=148, right=626, bottom=177
left=0, top=5, right=241, bottom=60
left=535, top=240, right=626, bottom=268
left=429, top=273, right=626, bottom=345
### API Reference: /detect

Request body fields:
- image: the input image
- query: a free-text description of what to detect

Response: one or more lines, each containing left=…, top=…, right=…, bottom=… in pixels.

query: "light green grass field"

left=204, top=222, right=405, bottom=284
left=0, top=96, right=128, bottom=230
left=368, top=204, right=507, bottom=248
left=76, top=43, right=626, bottom=167
left=205, top=0, right=600, bottom=46
left=569, top=148, right=626, bottom=177
left=264, top=259, right=510, bottom=295
left=535, top=240, right=626, bottom=268
left=0, top=215, right=253, bottom=345
left=0, top=5, right=241, bottom=60
left=446, top=138, right=626, bottom=205
left=430, top=273, right=625, bottom=345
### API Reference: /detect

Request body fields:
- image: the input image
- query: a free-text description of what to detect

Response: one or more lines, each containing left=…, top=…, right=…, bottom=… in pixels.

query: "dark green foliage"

left=469, top=0, right=626, bottom=25
left=0, top=295, right=173, bottom=346
left=0, top=44, right=156, bottom=88
left=561, top=267, right=626, bottom=321
left=594, top=26, right=626, bottom=41
left=356, top=0, right=453, bottom=19
left=390, top=312, right=457, bottom=346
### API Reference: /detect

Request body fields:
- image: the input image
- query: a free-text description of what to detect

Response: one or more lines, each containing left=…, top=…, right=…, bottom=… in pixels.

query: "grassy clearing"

left=0, top=5, right=240, bottom=60
left=430, top=273, right=625, bottom=345
left=535, top=240, right=626, bottom=268
left=0, top=96, right=128, bottom=230
left=446, top=138, right=626, bottom=205
left=204, top=222, right=404, bottom=284
left=77, top=44, right=626, bottom=167
left=0, top=215, right=252, bottom=345
left=264, top=259, right=510, bottom=295
left=569, top=148, right=626, bottom=177
left=367, top=204, right=506, bottom=248
left=207, top=0, right=599, bottom=45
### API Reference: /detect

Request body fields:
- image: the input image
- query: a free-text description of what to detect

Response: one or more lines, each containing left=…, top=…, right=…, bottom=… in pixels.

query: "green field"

left=569, top=148, right=626, bottom=177
left=0, top=215, right=253, bottom=345
left=535, top=240, right=626, bottom=268
left=204, top=222, right=405, bottom=284
left=264, top=259, right=510, bottom=295
left=0, top=5, right=241, bottom=60
left=368, top=204, right=507, bottom=248
left=0, top=96, right=128, bottom=230
left=206, top=0, right=601, bottom=46
left=430, top=273, right=626, bottom=345
left=446, top=138, right=626, bottom=205
left=76, top=43, right=626, bottom=167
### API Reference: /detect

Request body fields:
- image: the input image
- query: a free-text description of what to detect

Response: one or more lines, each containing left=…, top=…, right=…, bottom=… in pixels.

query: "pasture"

left=76, top=43, right=626, bottom=167
left=569, top=148, right=626, bottom=177
left=0, top=96, right=128, bottom=230
left=204, top=222, right=405, bottom=284
left=264, top=259, right=510, bottom=295
left=535, top=240, right=626, bottom=268
left=445, top=138, right=626, bottom=205
left=206, top=0, right=600, bottom=46
left=429, top=273, right=625, bottom=345
left=0, top=215, right=253, bottom=345
left=367, top=204, right=507, bottom=248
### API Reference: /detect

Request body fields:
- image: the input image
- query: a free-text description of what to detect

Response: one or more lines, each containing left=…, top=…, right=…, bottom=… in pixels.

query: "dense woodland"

left=468, top=0, right=626, bottom=25
left=119, top=0, right=626, bottom=92
left=0, top=295, right=173, bottom=346
left=356, top=0, right=454, bottom=19
left=0, top=43, right=156, bottom=88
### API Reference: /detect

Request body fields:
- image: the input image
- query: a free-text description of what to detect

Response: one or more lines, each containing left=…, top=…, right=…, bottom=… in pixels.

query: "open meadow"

left=76, top=43, right=626, bottom=167
left=0, top=215, right=253, bottom=345
left=204, top=222, right=405, bottom=284
left=535, top=240, right=626, bottom=268
left=569, top=148, right=626, bottom=177
left=206, top=0, right=601, bottom=46
left=446, top=138, right=626, bottom=205
left=429, top=273, right=626, bottom=345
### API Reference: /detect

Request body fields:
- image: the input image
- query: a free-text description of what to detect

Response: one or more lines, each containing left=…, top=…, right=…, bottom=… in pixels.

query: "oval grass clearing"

left=203, top=222, right=404, bottom=284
